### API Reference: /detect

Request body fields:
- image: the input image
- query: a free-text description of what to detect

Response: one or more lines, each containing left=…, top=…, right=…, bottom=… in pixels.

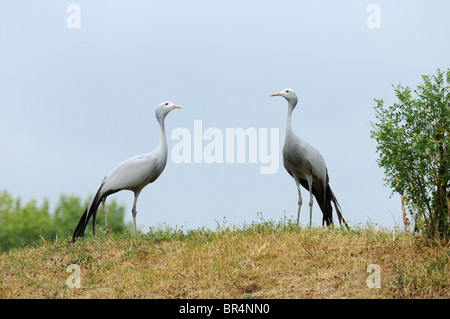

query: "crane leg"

left=131, top=190, right=141, bottom=236
left=102, top=198, right=109, bottom=232
left=306, top=176, right=314, bottom=228
left=295, top=180, right=302, bottom=226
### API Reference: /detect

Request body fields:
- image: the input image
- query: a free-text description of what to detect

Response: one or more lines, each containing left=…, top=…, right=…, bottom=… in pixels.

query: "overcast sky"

left=1, top=0, right=449, bottom=232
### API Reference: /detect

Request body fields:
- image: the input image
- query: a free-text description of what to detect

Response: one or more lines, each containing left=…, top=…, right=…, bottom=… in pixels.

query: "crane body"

left=71, top=101, right=182, bottom=242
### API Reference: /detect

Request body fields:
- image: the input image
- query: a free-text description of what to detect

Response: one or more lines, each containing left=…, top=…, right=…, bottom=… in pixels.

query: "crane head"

left=159, top=101, right=182, bottom=110
left=156, top=101, right=182, bottom=121
left=270, top=88, right=298, bottom=103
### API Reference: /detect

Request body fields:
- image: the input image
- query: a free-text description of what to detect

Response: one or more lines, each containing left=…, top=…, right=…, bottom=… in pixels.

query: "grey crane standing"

left=270, top=88, right=347, bottom=228
left=71, top=101, right=182, bottom=242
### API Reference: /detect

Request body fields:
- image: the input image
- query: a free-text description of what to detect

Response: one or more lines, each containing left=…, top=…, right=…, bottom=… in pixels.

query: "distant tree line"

left=0, top=190, right=130, bottom=251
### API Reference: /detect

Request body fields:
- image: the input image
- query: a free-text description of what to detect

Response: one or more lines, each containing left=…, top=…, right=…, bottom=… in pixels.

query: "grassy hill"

left=0, top=218, right=449, bottom=299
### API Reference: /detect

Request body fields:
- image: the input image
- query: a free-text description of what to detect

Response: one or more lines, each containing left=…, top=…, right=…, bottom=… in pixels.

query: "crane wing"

left=102, top=154, right=159, bottom=192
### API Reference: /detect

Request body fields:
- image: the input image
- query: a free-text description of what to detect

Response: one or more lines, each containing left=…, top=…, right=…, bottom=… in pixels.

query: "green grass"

left=0, top=216, right=449, bottom=298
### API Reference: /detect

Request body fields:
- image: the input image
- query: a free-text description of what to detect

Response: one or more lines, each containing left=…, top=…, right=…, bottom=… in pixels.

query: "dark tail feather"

left=71, top=193, right=102, bottom=243
left=318, top=186, right=333, bottom=226
left=71, top=206, right=89, bottom=242
left=308, top=181, right=347, bottom=229
left=329, top=188, right=348, bottom=229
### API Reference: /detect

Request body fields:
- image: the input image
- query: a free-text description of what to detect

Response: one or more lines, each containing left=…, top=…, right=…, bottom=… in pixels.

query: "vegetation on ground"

left=1, top=216, right=448, bottom=299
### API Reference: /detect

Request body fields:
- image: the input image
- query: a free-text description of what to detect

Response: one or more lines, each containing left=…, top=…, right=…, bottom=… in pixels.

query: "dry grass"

left=0, top=219, right=449, bottom=299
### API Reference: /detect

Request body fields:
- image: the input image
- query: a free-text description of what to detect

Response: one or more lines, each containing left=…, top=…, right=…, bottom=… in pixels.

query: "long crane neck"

left=286, top=99, right=297, bottom=139
left=156, top=115, right=168, bottom=161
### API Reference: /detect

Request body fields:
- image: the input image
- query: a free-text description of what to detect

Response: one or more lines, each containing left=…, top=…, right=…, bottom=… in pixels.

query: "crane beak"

left=270, top=92, right=282, bottom=97
left=171, top=104, right=183, bottom=109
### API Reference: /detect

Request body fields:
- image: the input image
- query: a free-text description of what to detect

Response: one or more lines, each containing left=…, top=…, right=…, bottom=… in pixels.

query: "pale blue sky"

left=1, top=1, right=449, bottom=232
